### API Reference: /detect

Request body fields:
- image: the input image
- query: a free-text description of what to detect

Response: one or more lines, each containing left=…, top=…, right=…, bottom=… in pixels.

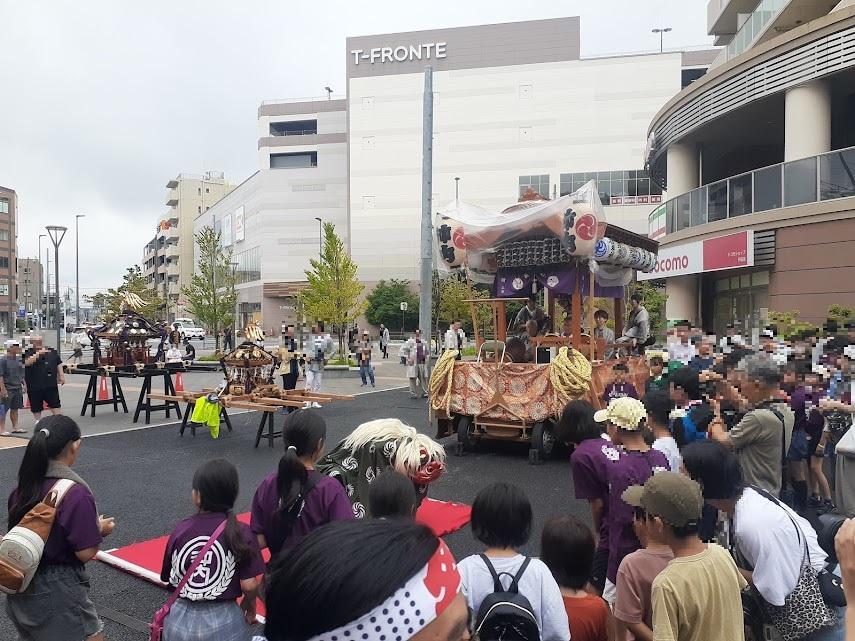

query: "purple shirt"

left=570, top=436, right=619, bottom=551
left=160, top=512, right=265, bottom=602
left=250, top=471, right=354, bottom=555
left=602, top=382, right=639, bottom=406
left=606, top=449, right=670, bottom=583
left=8, top=480, right=102, bottom=566
left=790, top=386, right=825, bottom=440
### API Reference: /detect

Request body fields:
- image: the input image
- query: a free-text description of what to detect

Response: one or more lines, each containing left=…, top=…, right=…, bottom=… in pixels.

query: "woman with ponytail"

left=7, top=414, right=115, bottom=641
left=251, top=409, right=353, bottom=557
left=159, top=458, right=264, bottom=641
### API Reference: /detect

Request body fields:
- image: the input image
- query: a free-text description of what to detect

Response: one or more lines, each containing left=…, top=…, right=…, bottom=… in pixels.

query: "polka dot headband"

left=307, top=539, right=461, bottom=641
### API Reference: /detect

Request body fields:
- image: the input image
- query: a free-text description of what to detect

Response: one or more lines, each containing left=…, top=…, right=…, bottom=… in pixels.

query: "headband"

left=308, top=539, right=461, bottom=641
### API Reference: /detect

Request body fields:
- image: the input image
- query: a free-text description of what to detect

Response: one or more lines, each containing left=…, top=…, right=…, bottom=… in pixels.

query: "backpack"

left=0, top=479, right=76, bottom=594
left=474, top=554, right=541, bottom=641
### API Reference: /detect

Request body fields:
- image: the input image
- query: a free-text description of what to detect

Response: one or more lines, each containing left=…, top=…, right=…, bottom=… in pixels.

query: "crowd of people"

left=5, top=317, right=855, bottom=641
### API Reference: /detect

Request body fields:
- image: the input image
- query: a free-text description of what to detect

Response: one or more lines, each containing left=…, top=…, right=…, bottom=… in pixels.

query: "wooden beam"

left=589, top=267, right=596, bottom=362
left=571, top=272, right=582, bottom=350
left=615, top=298, right=625, bottom=337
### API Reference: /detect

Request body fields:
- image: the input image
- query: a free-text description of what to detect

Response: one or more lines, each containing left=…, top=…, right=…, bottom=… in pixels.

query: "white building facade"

left=197, top=17, right=715, bottom=332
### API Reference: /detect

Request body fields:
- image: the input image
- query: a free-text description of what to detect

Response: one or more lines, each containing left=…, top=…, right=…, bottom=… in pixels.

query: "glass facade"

left=518, top=175, right=549, bottom=198
left=656, top=144, right=855, bottom=237
left=270, top=152, right=318, bottom=169
left=560, top=169, right=661, bottom=205
left=0, top=200, right=7, bottom=214
left=235, top=246, right=261, bottom=284
left=724, top=0, right=787, bottom=62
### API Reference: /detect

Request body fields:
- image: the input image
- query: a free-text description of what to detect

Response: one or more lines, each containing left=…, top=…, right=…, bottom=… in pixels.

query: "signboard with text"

left=234, top=206, right=245, bottom=243
left=638, top=230, right=754, bottom=281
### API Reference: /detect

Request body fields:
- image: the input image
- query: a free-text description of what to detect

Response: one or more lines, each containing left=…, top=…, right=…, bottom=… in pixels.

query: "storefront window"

left=784, top=157, right=817, bottom=206
left=712, top=270, right=771, bottom=338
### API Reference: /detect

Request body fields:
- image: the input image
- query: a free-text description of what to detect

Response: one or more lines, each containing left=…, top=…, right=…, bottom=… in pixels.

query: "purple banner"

left=495, top=266, right=624, bottom=299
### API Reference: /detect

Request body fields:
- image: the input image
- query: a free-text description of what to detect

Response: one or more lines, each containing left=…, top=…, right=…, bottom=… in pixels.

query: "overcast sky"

left=0, top=0, right=712, bottom=296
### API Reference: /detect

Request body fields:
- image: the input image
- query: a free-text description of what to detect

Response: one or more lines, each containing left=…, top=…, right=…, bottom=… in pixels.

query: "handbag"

left=749, top=487, right=837, bottom=641
left=149, top=519, right=227, bottom=641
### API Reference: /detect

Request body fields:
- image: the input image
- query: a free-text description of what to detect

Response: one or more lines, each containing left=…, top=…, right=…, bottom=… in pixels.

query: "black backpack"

left=474, top=555, right=541, bottom=641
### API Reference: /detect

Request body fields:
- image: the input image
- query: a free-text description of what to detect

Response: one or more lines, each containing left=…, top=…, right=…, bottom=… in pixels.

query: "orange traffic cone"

left=98, top=377, right=109, bottom=401
left=175, top=371, right=184, bottom=392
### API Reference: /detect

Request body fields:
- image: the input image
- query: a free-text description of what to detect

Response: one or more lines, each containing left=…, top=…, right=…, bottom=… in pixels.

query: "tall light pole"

left=454, top=177, right=460, bottom=201
left=314, top=217, right=322, bottom=256
left=75, top=214, right=85, bottom=328
left=324, top=86, right=333, bottom=100
left=231, top=260, right=238, bottom=335
left=652, top=27, right=672, bottom=53
left=38, top=234, right=46, bottom=329
left=45, top=225, right=67, bottom=351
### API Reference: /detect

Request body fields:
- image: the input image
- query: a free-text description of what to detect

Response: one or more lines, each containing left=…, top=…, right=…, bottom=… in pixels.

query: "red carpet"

left=96, top=498, right=471, bottom=623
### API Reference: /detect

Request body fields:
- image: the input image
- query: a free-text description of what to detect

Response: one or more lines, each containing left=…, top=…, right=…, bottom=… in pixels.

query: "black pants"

left=281, top=373, right=298, bottom=391
left=381, top=344, right=388, bottom=358
left=590, top=547, right=608, bottom=595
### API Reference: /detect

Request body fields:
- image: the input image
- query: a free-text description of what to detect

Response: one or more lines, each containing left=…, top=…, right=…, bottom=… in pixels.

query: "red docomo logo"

left=654, top=255, right=689, bottom=274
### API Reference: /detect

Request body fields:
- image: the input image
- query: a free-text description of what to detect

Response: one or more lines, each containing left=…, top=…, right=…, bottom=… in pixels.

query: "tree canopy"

left=298, top=222, right=365, bottom=355
left=365, top=279, right=419, bottom=334
left=181, top=226, right=236, bottom=349
left=85, top=265, right=161, bottom=322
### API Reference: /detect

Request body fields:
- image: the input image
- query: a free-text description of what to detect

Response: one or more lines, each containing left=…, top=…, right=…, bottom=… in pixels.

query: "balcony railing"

left=716, top=0, right=787, bottom=65
left=650, top=145, right=855, bottom=237
left=269, top=129, right=318, bottom=137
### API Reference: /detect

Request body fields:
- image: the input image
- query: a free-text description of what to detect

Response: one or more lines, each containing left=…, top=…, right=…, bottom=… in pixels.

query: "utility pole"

left=419, top=66, right=434, bottom=360
left=38, top=234, right=45, bottom=329
left=75, top=214, right=85, bottom=327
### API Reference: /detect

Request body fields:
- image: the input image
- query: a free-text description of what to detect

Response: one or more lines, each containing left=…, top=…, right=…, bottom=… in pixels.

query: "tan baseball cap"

left=622, top=472, right=704, bottom=528
left=593, top=396, right=646, bottom=430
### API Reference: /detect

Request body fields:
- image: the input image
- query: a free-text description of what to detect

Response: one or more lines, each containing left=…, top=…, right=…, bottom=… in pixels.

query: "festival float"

left=430, top=180, right=658, bottom=463
left=148, top=322, right=354, bottom=446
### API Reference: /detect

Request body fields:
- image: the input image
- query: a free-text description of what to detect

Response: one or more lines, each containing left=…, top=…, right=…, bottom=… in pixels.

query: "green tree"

left=768, top=310, right=819, bottom=340
left=433, top=273, right=492, bottom=338
left=298, top=222, right=365, bottom=356
left=85, top=265, right=161, bottom=322
left=365, top=279, right=419, bottom=334
left=628, top=281, right=667, bottom=339
left=828, top=304, right=855, bottom=324
left=180, top=227, right=236, bottom=350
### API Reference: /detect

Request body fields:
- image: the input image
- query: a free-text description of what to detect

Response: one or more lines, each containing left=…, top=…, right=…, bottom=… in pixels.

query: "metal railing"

left=715, top=0, right=787, bottom=66
left=650, top=144, right=855, bottom=236
left=269, top=129, right=318, bottom=137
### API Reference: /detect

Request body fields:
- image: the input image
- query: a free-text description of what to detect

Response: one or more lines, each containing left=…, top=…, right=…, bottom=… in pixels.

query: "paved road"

left=0, top=387, right=584, bottom=639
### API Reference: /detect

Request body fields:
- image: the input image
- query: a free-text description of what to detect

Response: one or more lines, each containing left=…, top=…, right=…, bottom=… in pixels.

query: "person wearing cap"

left=594, top=396, right=670, bottom=606
left=621, top=471, right=747, bottom=641
left=357, top=329, right=375, bottom=388
left=681, top=441, right=842, bottom=640
left=0, top=339, right=26, bottom=435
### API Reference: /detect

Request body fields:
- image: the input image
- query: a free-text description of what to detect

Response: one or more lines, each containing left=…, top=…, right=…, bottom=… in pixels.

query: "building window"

left=0, top=230, right=8, bottom=241
left=519, top=175, right=550, bottom=198
left=681, top=68, right=707, bottom=88
left=0, top=284, right=7, bottom=296
left=0, top=257, right=8, bottom=269
left=270, top=152, right=318, bottom=169
left=559, top=169, right=661, bottom=205
left=0, top=200, right=7, bottom=214
left=197, top=188, right=201, bottom=195
left=197, top=206, right=202, bottom=214
left=234, top=246, right=261, bottom=284
left=269, top=119, right=318, bottom=136
left=205, top=187, right=209, bottom=193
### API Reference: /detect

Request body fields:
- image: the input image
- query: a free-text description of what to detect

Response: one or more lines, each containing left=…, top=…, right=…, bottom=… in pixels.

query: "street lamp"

left=324, top=86, right=333, bottom=100
left=231, top=260, right=239, bottom=335
left=38, top=234, right=46, bottom=330
left=454, top=177, right=460, bottom=201
left=314, top=217, right=322, bottom=256
left=45, top=225, right=67, bottom=351
left=75, top=214, right=85, bottom=328
left=652, top=27, right=672, bottom=53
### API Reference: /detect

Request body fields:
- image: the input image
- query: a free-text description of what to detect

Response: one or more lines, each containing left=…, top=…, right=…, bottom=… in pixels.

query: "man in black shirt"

left=23, top=335, right=64, bottom=422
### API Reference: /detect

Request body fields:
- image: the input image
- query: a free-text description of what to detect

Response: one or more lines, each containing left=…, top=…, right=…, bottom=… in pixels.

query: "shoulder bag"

left=149, top=519, right=227, bottom=641
left=749, top=487, right=837, bottom=641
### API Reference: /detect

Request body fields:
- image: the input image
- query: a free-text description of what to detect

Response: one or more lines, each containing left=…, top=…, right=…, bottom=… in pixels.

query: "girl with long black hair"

left=6, top=415, right=115, bottom=641
left=159, top=458, right=264, bottom=641
left=250, top=409, right=353, bottom=556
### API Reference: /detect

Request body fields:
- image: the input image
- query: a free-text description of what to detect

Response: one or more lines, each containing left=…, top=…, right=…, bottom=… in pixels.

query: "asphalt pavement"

left=0, top=387, right=585, bottom=640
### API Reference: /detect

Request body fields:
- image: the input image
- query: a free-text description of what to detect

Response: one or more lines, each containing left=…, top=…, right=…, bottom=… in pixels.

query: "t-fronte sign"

left=350, top=43, right=447, bottom=65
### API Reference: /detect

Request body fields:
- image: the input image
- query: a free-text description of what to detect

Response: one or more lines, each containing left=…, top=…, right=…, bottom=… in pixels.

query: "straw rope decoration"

left=549, top=346, right=593, bottom=404
left=428, top=348, right=459, bottom=419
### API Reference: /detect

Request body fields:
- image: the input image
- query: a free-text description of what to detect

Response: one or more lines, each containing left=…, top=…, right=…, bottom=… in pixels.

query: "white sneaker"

left=311, top=402, right=322, bottom=409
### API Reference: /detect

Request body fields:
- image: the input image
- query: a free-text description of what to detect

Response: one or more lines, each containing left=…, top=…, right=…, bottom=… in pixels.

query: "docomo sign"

left=351, top=43, right=447, bottom=65
left=637, top=230, right=754, bottom=281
